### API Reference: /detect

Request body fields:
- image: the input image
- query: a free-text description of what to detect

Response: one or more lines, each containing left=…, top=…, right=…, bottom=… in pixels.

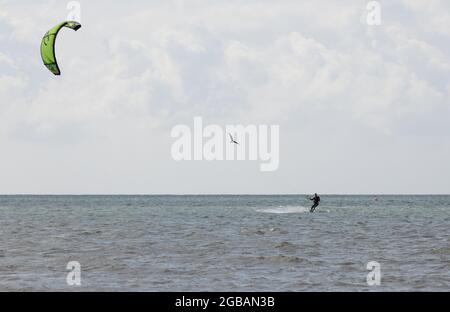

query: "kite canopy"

left=40, top=21, right=81, bottom=75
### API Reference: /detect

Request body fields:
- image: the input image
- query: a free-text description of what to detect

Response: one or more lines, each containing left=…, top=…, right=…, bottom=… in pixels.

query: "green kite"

left=40, top=21, right=82, bottom=75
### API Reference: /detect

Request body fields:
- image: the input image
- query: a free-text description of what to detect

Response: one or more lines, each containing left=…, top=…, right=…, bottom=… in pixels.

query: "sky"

left=0, top=0, right=449, bottom=194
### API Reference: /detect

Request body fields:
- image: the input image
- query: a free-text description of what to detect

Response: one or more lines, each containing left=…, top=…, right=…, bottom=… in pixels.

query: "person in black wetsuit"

left=309, top=193, right=320, bottom=212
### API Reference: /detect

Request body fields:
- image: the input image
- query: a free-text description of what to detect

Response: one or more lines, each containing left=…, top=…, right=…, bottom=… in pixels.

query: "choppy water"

left=0, top=195, right=448, bottom=291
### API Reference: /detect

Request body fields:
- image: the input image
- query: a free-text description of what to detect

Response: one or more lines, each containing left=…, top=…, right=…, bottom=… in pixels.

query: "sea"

left=0, top=195, right=448, bottom=291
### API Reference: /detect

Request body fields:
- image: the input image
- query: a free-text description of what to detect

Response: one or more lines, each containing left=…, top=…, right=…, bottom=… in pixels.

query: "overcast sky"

left=0, top=0, right=449, bottom=194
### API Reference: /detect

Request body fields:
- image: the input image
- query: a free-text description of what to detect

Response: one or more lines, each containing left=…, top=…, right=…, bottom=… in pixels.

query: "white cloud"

left=0, top=0, right=449, bottom=193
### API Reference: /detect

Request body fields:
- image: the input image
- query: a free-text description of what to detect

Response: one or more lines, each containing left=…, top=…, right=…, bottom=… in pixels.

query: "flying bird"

left=229, top=134, right=239, bottom=145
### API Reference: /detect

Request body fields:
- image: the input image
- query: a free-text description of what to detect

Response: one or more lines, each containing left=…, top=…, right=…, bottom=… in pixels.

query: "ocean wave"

left=256, top=206, right=309, bottom=214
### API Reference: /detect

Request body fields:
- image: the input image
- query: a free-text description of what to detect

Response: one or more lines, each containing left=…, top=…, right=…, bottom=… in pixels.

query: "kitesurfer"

left=309, top=193, right=320, bottom=212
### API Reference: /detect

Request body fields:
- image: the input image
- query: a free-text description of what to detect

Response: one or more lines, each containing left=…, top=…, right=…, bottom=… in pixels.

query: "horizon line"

left=0, top=193, right=449, bottom=196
